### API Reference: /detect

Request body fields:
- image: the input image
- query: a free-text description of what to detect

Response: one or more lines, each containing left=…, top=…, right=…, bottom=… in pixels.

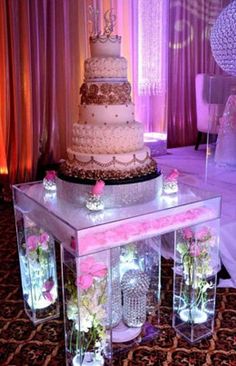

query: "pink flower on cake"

left=76, top=256, right=107, bottom=290
left=91, top=180, right=105, bottom=196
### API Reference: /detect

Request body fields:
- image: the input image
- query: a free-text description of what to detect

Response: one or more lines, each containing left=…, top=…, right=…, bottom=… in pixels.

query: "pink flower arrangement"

left=27, top=235, right=38, bottom=251
left=180, top=226, right=213, bottom=259
left=91, top=180, right=105, bottom=196
left=195, top=226, right=210, bottom=241
left=26, top=232, right=50, bottom=252
left=76, top=256, right=107, bottom=290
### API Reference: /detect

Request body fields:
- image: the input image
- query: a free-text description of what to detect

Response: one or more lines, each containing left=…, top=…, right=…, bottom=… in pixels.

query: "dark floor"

left=0, top=203, right=236, bottom=366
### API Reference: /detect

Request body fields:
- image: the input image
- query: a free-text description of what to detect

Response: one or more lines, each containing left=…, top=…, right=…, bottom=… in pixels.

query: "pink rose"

left=76, top=256, right=107, bottom=290
left=189, top=243, right=201, bottom=257
left=182, top=227, right=193, bottom=240
left=40, top=232, right=49, bottom=242
left=39, top=232, right=49, bottom=250
left=26, top=235, right=39, bottom=251
left=195, top=227, right=209, bottom=241
left=91, top=180, right=105, bottom=196
left=77, top=274, right=94, bottom=290
left=166, top=169, right=179, bottom=182
left=45, top=170, right=56, bottom=181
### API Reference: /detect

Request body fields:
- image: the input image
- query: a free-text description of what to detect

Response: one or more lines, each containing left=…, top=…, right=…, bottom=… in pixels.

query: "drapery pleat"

left=2, top=0, right=227, bottom=190
left=167, top=0, right=226, bottom=148
left=1, top=0, right=169, bottom=194
left=0, top=0, right=87, bottom=187
left=0, top=0, right=33, bottom=184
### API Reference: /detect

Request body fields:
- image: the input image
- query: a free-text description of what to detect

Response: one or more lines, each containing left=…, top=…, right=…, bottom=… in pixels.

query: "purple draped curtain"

left=167, top=0, right=226, bottom=148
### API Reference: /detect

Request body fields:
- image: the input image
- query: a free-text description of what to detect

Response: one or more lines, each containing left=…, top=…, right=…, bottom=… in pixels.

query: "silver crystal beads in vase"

left=106, top=247, right=122, bottom=328
left=121, top=269, right=150, bottom=327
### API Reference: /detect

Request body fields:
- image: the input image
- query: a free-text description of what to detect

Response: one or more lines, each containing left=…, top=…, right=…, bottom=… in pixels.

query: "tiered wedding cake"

left=60, top=34, right=159, bottom=183
left=58, top=14, right=162, bottom=207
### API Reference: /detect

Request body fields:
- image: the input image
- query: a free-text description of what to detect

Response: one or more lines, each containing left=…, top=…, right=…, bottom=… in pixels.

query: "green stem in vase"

left=69, top=323, right=74, bottom=353
left=76, top=325, right=79, bottom=354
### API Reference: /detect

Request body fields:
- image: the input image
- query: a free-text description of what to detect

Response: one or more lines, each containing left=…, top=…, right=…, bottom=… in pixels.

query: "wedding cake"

left=58, top=12, right=162, bottom=207
left=60, top=33, right=159, bottom=183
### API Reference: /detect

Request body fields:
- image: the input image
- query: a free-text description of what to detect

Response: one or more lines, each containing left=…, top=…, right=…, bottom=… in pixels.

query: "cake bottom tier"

left=61, top=146, right=157, bottom=181
left=56, top=173, right=163, bottom=208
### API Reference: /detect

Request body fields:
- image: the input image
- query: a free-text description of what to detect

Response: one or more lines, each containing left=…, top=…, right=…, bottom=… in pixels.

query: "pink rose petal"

left=76, top=274, right=93, bottom=289
left=90, top=263, right=107, bottom=278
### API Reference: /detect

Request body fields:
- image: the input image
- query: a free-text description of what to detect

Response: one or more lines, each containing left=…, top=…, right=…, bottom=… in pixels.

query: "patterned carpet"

left=0, top=203, right=236, bottom=366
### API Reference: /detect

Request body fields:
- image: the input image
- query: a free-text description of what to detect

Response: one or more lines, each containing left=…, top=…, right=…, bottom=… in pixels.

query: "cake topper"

left=103, top=9, right=116, bottom=36
left=88, top=5, right=100, bottom=36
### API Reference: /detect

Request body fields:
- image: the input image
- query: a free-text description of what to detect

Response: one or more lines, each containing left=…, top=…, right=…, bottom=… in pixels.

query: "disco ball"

left=210, top=1, right=236, bottom=76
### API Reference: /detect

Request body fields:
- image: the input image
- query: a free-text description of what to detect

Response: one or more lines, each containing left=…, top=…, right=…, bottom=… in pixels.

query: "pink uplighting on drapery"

left=167, top=0, right=225, bottom=148
left=0, top=0, right=87, bottom=189
left=1, top=0, right=230, bottom=193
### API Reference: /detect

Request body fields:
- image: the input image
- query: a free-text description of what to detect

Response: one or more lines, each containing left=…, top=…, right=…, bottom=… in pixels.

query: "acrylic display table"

left=13, top=181, right=221, bottom=365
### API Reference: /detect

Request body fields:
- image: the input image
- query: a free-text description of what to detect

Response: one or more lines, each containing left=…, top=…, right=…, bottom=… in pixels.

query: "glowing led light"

left=179, top=308, right=208, bottom=324
left=26, top=286, right=58, bottom=310
left=73, top=353, right=104, bottom=366
left=43, top=191, right=57, bottom=202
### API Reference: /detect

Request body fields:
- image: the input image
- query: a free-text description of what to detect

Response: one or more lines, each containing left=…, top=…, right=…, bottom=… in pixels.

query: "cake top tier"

left=90, top=35, right=121, bottom=57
